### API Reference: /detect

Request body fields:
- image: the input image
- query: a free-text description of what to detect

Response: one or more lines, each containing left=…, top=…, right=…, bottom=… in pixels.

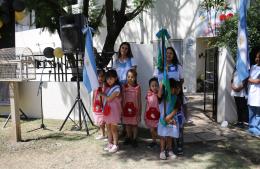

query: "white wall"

left=19, top=82, right=92, bottom=120
left=217, top=48, right=237, bottom=123
left=16, top=28, right=62, bottom=54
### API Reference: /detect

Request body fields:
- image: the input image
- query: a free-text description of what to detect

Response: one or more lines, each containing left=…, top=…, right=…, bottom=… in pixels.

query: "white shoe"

left=108, top=144, right=119, bottom=153
left=96, top=135, right=106, bottom=140
left=168, top=151, right=177, bottom=159
left=160, top=151, right=167, bottom=160
left=104, top=143, right=113, bottom=151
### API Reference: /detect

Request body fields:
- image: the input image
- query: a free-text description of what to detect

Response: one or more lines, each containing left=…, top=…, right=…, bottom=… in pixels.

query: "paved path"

left=183, top=93, right=256, bottom=143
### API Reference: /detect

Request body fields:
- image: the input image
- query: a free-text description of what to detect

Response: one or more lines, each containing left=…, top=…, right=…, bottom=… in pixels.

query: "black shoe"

left=235, top=122, right=245, bottom=129
left=177, top=147, right=183, bottom=155
left=123, top=137, right=131, bottom=145
left=132, top=139, right=138, bottom=148
left=147, top=142, right=157, bottom=149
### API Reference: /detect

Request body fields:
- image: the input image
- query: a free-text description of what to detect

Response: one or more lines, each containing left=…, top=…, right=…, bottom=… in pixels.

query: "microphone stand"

left=27, top=66, right=51, bottom=132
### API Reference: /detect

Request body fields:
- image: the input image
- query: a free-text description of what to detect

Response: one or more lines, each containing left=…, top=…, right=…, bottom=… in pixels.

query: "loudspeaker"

left=60, top=14, right=85, bottom=53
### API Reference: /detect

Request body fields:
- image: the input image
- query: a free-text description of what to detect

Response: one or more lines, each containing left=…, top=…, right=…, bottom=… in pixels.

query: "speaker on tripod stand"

left=60, top=14, right=85, bottom=54
left=59, top=14, right=94, bottom=135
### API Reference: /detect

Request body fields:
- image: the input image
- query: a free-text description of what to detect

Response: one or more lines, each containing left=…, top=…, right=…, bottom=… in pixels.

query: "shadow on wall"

left=130, top=44, right=154, bottom=126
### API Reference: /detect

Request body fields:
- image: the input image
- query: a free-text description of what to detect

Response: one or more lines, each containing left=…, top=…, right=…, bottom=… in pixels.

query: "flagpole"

left=161, top=31, right=167, bottom=119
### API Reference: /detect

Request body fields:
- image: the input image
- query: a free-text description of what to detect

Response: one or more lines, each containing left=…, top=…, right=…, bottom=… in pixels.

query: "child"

left=231, top=67, right=248, bottom=128
left=144, top=77, right=160, bottom=148
left=122, top=69, right=141, bottom=147
left=247, top=51, right=260, bottom=136
left=157, top=78, right=182, bottom=160
left=92, top=69, right=106, bottom=140
left=101, top=69, right=122, bottom=153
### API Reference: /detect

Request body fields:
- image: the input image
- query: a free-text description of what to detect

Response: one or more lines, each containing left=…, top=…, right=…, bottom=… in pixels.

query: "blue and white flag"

left=236, top=0, right=250, bottom=82
left=82, top=26, right=99, bottom=93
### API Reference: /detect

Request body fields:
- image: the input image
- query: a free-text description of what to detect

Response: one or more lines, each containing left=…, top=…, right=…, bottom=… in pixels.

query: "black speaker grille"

left=60, top=14, right=85, bottom=53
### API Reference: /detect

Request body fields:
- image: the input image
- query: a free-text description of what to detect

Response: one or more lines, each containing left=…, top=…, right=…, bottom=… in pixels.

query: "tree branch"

left=105, top=0, right=113, bottom=32
left=44, top=0, right=67, bottom=15
left=125, top=1, right=145, bottom=21
left=83, top=0, right=90, bottom=18
left=120, top=0, right=127, bottom=14
left=92, top=5, right=105, bottom=30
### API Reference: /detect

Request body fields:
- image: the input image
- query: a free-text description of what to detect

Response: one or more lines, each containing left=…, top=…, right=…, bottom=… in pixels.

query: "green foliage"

left=88, top=0, right=104, bottom=32
left=200, top=0, right=231, bottom=11
left=25, top=0, right=65, bottom=33
left=208, top=0, right=260, bottom=59
left=132, top=0, right=154, bottom=9
left=200, top=0, right=231, bottom=36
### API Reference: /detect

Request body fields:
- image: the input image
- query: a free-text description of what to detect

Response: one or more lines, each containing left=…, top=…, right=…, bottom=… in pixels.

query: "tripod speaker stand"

left=59, top=52, right=94, bottom=135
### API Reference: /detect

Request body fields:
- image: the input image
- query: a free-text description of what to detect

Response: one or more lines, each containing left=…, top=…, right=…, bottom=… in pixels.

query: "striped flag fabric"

left=236, top=0, right=250, bottom=82
left=82, top=26, right=99, bottom=93
left=156, top=29, right=171, bottom=101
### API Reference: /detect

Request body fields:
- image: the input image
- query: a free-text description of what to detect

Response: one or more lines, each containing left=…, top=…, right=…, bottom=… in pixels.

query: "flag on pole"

left=236, top=0, right=250, bottom=82
left=82, top=26, right=99, bottom=93
left=156, top=29, right=171, bottom=101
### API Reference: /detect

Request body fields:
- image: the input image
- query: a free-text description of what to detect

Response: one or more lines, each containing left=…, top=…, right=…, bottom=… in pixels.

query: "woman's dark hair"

left=97, top=68, right=105, bottom=76
left=166, top=47, right=180, bottom=65
left=105, top=69, right=120, bottom=86
left=149, top=77, right=158, bottom=87
left=118, top=42, right=133, bottom=58
left=126, top=69, right=138, bottom=85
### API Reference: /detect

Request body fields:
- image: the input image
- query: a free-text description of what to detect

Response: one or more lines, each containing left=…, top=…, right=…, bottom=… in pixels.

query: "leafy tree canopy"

left=208, top=0, right=260, bottom=62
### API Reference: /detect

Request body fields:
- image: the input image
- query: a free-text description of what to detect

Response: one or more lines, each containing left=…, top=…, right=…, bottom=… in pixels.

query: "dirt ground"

left=0, top=95, right=259, bottom=169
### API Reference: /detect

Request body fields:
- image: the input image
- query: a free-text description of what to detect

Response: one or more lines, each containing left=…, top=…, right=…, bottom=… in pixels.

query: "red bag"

left=93, top=100, right=102, bottom=113
left=103, top=103, right=111, bottom=116
left=123, top=102, right=137, bottom=117
left=146, top=107, right=160, bottom=120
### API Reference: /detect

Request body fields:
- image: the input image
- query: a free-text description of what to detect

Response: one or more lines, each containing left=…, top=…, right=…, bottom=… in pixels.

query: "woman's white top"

left=153, top=64, right=183, bottom=82
left=247, top=64, right=260, bottom=106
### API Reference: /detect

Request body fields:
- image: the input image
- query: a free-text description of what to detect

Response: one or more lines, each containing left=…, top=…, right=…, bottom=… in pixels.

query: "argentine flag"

left=82, top=26, right=99, bottom=93
left=236, top=0, right=250, bottom=82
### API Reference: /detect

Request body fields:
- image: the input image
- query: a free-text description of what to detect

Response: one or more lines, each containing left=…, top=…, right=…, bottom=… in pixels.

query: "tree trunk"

left=101, top=18, right=127, bottom=68
left=0, top=0, right=15, bottom=49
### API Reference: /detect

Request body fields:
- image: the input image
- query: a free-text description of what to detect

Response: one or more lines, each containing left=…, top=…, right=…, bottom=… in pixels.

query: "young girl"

left=145, top=77, right=160, bottom=148
left=247, top=51, right=260, bottom=136
left=101, top=69, right=122, bottom=153
left=157, top=78, right=182, bottom=160
left=122, top=69, right=141, bottom=147
left=92, top=69, right=106, bottom=140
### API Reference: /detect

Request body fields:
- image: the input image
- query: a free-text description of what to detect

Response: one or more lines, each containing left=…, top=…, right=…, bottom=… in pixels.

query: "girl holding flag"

left=157, top=78, right=182, bottom=160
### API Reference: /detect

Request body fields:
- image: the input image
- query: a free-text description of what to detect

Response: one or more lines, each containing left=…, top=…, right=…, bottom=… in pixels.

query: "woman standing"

left=108, top=42, right=137, bottom=84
